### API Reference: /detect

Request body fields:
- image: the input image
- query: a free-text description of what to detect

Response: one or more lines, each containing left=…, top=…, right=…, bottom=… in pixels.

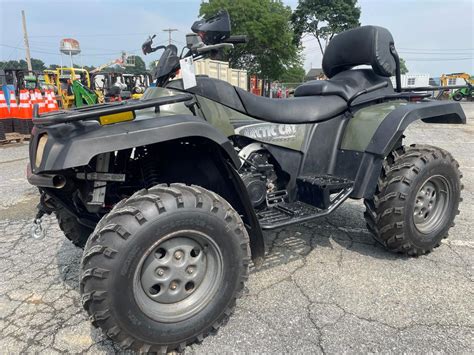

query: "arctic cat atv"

left=27, top=10, right=465, bottom=353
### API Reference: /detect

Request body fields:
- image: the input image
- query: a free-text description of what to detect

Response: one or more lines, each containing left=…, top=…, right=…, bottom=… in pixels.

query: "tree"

left=200, top=0, right=301, bottom=80
left=292, top=0, right=361, bottom=55
left=124, top=56, right=147, bottom=74
left=280, top=64, right=306, bottom=83
left=0, top=58, right=46, bottom=71
left=30, top=58, right=46, bottom=71
left=399, top=57, right=408, bottom=75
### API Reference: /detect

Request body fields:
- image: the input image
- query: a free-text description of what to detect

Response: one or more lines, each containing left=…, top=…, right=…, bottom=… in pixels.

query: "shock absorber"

left=140, top=154, right=161, bottom=188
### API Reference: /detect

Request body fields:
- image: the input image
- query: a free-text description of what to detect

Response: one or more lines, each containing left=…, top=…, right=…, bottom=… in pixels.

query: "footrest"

left=258, top=178, right=354, bottom=230
left=297, top=174, right=354, bottom=209
left=258, top=201, right=322, bottom=229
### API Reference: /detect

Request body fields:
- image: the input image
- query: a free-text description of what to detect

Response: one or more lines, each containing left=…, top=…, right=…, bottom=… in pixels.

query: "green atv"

left=27, top=10, right=465, bottom=353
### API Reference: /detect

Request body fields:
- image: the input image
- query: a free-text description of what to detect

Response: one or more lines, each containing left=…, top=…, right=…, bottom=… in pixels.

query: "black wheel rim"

left=133, top=230, right=223, bottom=323
left=413, top=175, right=451, bottom=234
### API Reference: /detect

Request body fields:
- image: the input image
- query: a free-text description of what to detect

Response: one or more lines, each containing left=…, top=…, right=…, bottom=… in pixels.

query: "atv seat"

left=294, top=69, right=392, bottom=101
left=235, top=87, right=347, bottom=124
left=295, top=25, right=398, bottom=102
left=167, top=77, right=348, bottom=124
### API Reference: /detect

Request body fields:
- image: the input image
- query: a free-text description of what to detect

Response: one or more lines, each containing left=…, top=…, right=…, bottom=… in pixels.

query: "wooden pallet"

left=0, top=133, right=31, bottom=146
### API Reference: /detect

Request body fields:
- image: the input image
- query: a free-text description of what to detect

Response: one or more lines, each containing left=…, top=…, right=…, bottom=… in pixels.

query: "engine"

left=238, top=145, right=278, bottom=208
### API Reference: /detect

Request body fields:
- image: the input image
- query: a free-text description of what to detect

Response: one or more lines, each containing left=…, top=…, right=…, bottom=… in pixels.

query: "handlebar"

left=223, top=35, right=248, bottom=44
left=196, top=43, right=234, bottom=54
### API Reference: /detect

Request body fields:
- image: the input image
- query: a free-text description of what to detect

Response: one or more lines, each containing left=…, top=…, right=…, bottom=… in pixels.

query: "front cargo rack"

left=33, top=94, right=194, bottom=126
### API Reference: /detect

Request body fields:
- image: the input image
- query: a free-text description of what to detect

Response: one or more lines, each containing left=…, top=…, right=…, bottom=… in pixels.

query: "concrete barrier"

left=460, top=102, right=474, bottom=120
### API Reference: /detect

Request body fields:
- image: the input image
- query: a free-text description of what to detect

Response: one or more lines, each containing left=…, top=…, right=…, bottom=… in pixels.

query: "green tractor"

left=451, top=79, right=473, bottom=101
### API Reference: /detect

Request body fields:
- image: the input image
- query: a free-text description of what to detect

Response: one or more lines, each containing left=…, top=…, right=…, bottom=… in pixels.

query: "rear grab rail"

left=32, top=93, right=194, bottom=126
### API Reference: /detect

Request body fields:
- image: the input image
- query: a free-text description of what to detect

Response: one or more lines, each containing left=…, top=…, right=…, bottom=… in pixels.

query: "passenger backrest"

left=322, top=26, right=397, bottom=78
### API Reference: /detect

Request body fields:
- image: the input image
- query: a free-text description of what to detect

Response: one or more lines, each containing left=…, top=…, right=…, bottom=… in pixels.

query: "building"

left=390, top=74, right=430, bottom=88
left=304, top=68, right=326, bottom=82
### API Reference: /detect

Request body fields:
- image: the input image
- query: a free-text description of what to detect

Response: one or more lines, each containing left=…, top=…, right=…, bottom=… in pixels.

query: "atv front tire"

left=80, top=183, right=250, bottom=353
left=56, top=206, right=93, bottom=248
left=364, top=145, right=462, bottom=256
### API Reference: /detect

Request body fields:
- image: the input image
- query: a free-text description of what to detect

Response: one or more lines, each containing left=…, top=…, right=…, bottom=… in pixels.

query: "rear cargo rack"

left=33, top=94, right=194, bottom=126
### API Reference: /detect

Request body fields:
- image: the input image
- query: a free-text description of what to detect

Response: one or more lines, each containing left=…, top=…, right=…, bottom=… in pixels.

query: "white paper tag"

left=179, top=57, right=197, bottom=89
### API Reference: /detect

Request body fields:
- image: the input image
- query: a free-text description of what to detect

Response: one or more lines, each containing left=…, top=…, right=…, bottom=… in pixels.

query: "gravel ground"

left=0, top=103, right=473, bottom=353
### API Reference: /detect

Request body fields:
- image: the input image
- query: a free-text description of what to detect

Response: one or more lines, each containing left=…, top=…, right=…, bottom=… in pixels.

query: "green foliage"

left=149, top=60, right=158, bottom=71
left=280, top=64, right=306, bottom=83
left=200, top=0, right=301, bottom=80
left=30, top=58, right=46, bottom=71
left=0, top=58, right=46, bottom=71
left=124, top=56, right=147, bottom=74
left=292, top=0, right=361, bottom=54
left=399, top=57, right=408, bottom=75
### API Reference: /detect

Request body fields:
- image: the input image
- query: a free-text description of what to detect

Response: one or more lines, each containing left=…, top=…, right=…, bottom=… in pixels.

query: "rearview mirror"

left=191, top=10, right=231, bottom=45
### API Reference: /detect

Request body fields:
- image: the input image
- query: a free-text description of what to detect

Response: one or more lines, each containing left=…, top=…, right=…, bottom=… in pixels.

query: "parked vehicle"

left=0, top=69, right=43, bottom=99
left=91, top=72, right=152, bottom=101
left=43, top=67, right=104, bottom=108
left=28, top=10, right=465, bottom=353
left=451, top=80, right=473, bottom=101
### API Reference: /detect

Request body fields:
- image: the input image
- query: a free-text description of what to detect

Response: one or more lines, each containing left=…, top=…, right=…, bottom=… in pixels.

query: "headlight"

left=35, top=134, right=48, bottom=168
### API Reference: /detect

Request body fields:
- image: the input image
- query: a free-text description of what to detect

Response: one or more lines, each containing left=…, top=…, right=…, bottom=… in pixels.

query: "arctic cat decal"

left=235, top=123, right=297, bottom=141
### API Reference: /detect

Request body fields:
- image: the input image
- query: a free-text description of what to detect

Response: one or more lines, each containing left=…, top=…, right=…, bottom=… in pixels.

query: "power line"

left=163, top=28, right=178, bottom=45
left=0, top=44, right=143, bottom=58
left=29, top=32, right=152, bottom=38
left=398, top=47, right=474, bottom=51
left=403, top=57, right=473, bottom=61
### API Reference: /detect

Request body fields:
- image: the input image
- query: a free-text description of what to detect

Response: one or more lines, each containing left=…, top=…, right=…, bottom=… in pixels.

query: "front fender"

left=30, top=114, right=241, bottom=173
left=366, top=100, right=466, bottom=157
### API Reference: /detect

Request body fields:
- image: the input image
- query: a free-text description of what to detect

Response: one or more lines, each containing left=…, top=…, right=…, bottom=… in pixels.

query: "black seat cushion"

left=235, top=87, right=347, bottom=124
left=323, top=25, right=397, bottom=78
left=294, top=69, right=393, bottom=101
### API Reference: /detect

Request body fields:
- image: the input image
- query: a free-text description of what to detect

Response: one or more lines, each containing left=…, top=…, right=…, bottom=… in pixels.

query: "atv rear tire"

left=364, top=144, right=462, bottom=256
left=56, top=206, right=93, bottom=248
left=80, top=183, right=250, bottom=353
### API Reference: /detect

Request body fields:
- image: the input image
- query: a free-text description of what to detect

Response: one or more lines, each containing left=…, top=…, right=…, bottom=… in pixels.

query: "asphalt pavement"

left=0, top=103, right=473, bottom=353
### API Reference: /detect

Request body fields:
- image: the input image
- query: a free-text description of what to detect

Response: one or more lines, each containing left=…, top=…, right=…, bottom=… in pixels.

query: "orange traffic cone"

left=18, top=90, right=33, bottom=119
left=15, top=90, right=32, bottom=134
left=51, top=91, right=59, bottom=111
left=0, top=90, right=9, bottom=118
left=8, top=90, right=19, bottom=117
left=29, top=90, right=37, bottom=109
left=46, top=90, right=55, bottom=112
left=0, top=90, right=11, bottom=135
left=34, top=89, right=46, bottom=114
left=3, top=90, right=18, bottom=133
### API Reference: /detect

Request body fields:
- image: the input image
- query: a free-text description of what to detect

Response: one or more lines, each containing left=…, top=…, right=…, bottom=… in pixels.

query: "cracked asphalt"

left=1, top=103, right=473, bottom=353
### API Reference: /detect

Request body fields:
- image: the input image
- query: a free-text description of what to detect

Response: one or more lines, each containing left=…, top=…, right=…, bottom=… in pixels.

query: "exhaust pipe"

left=27, top=172, right=66, bottom=189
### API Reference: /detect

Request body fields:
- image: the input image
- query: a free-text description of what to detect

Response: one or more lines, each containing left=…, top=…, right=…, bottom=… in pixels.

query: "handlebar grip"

left=224, top=35, right=248, bottom=44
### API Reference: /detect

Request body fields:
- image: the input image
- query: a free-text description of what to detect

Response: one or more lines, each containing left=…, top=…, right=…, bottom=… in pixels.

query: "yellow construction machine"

left=43, top=67, right=104, bottom=109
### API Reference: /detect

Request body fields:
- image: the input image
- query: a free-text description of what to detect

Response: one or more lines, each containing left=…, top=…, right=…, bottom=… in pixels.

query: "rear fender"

left=366, top=100, right=465, bottom=157
left=342, top=100, right=465, bottom=198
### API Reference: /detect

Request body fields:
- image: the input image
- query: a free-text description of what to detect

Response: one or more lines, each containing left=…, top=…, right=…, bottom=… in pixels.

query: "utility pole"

left=162, top=28, right=178, bottom=45
left=21, top=10, right=33, bottom=71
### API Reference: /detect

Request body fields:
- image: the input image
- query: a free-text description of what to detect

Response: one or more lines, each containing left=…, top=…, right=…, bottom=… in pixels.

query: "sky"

left=0, top=0, right=473, bottom=77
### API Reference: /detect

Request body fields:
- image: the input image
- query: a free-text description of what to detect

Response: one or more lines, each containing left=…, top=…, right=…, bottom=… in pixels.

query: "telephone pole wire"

left=162, top=28, right=178, bottom=45
left=21, top=10, right=32, bottom=71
